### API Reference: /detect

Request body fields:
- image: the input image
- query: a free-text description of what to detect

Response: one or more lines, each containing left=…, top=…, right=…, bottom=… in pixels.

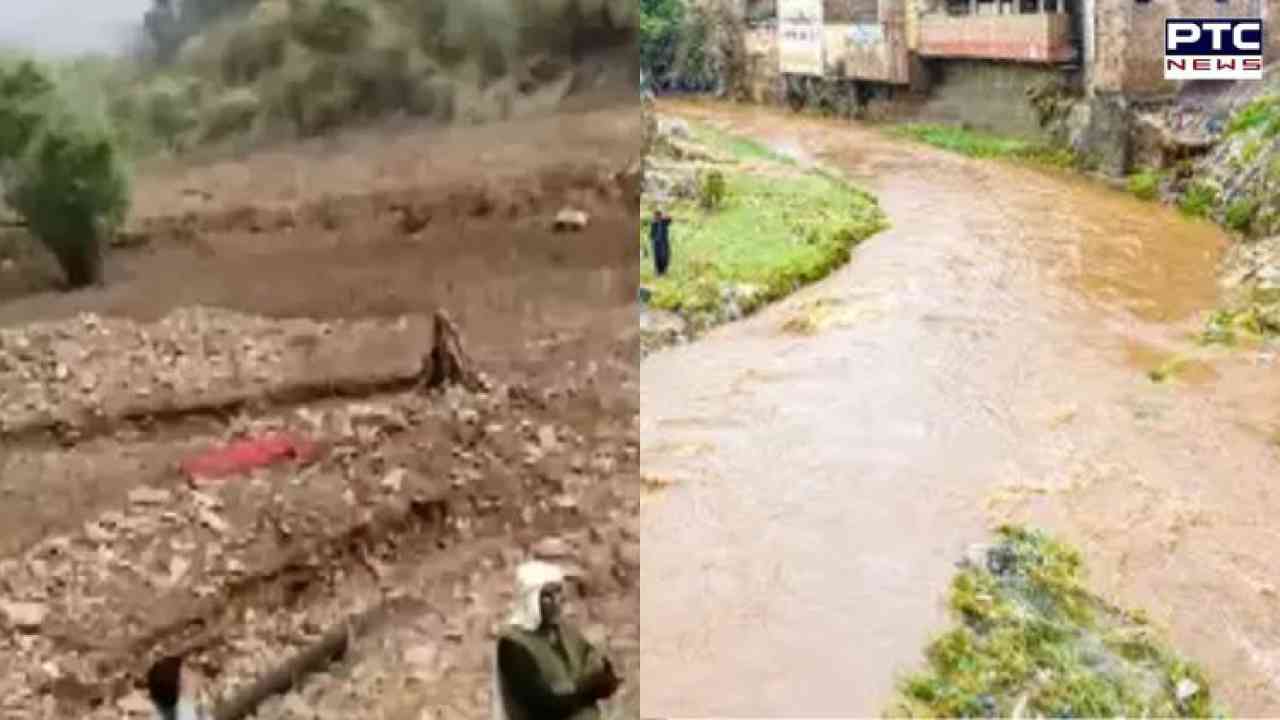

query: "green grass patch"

left=1225, top=197, right=1259, bottom=233
left=1179, top=181, right=1220, bottom=219
left=687, top=123, right=794, bottom=164
left=1240, top=137, right=1265, bottom=165
left=1226, top=96, right=1280, bottom=136
left=892, top=123, right=1074, bottom=167
left=889, top=526, right=1222, bottom=719
left=640, top=134, right=885, bottom=325
left=1127, top=168, right=1162, bottom=201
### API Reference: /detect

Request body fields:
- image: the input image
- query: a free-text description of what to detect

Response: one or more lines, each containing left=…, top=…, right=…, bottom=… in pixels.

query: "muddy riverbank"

left=641, top=100, right=1280, bottom=717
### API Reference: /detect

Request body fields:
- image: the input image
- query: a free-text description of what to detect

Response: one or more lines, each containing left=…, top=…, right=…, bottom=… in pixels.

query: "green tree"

left=641, top=0, right=684, bottom=86
left=0, top=60, right=130, bottom=289
left=0, top=60, right=56, bottom=164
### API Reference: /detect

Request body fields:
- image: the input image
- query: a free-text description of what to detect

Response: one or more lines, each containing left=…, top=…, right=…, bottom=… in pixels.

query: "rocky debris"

left=128, top=486, right=173, bottom=506
left=1222, top=235, right=1280, bottom=297
left=0, top=600, right=48, bottom=633
left=657, top=116, right=692, bottom=141
left=532, top=536, right=573, bottom=560
left=0, top=307, right=425, bottom=436
left=642, top=159, right=700, bottom=206
left=0, top=334, right=638, bottom=719
left=1130, top=110, right=1219, bottom=171
left=552, top=208, right=590, bottom=232
left=640, top=308, right=690, bottom=357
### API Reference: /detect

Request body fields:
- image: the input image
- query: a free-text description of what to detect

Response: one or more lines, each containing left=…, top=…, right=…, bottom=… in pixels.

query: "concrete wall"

left=825, top=0, right=912, bottom=83
left=744, top=24, right=784, bottom=102
left=915, top=58, right=1062, bottom=139
left=918, top=12, right=1075, bottom=62
left=824, top=0, right=881, bottom=22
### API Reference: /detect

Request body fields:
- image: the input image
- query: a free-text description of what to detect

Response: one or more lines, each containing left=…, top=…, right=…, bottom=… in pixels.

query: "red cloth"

left=180, top=433, right=321, bottom=480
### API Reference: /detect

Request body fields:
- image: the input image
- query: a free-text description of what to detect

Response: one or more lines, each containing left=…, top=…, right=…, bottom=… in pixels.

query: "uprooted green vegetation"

left=1199, top=287, right=1280, bottom=346
left=641, top=123, right=886, bottom=328
left=892, top=123, right=1075, bottom=168
left=889, top=526, right=1223, bottom=719
left=1148, top=353, right=1194, bottom=384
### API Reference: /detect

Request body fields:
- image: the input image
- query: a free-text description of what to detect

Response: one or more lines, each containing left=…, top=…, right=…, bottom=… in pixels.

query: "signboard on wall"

left=779, top=0, right=825, bottom=76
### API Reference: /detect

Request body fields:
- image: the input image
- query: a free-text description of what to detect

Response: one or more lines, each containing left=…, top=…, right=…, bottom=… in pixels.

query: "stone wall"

left=915, top=58, right=1063, bottom=140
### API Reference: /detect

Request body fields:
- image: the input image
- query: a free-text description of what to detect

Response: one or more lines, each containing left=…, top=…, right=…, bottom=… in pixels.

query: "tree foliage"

left=641, top=0, right=684, bottom=86
left=145, top=0, right=261, bottom=64
left=641, top=0, right=737, bottom=94
left=0, top=60, right=56, bottom=165
left=0, top=59, right=130, bottom=289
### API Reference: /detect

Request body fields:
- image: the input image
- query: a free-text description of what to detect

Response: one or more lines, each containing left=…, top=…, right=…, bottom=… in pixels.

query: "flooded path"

left=640, top=101, right=1280, bottom=717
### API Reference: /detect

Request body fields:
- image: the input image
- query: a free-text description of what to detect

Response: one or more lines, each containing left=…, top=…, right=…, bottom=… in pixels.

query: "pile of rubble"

left=0, top=358, right=639, bottom=718
left=0, top=308, right=425, bottom=434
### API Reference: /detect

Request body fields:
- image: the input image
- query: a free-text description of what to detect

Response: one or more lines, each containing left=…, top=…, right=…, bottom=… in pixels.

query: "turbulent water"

left=641, top=102, right=1280, bottom=717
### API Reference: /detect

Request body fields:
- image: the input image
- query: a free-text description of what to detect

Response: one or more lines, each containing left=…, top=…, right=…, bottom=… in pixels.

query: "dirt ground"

left=0, top=80, right=639, bottom=719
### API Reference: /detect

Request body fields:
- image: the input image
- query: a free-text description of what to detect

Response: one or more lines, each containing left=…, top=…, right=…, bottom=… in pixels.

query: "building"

left=746, top=0, right=1278, bottom=101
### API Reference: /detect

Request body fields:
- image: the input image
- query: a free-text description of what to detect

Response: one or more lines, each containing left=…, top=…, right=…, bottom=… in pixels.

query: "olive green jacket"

left=497, top=623, right=606, bottom=720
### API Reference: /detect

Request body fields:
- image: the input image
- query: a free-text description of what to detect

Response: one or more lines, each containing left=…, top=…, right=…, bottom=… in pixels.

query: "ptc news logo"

left=1165, top=18, right=1264, bottom=79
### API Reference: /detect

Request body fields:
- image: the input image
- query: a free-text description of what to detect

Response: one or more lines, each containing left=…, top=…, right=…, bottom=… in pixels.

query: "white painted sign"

left=779, top=0, right=824, bottom=76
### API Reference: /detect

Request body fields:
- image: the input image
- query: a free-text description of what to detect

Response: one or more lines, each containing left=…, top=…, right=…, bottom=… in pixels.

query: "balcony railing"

left=918, top=11, right=1076, bottom=63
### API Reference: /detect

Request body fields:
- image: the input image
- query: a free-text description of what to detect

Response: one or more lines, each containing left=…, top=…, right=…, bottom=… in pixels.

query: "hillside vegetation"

left=0, top=0, right=636, bottom=290
left=102, top=0, right=638, bottom=156
left=1, top=59, right=130, bottom=288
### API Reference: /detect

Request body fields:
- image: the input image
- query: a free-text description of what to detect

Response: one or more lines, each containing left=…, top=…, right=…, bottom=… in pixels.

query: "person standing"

left=147, top=655, right=207, bottom=720
left=649, top=209, right=672, bottom=277
left=492, top=561, right=621, bottom=720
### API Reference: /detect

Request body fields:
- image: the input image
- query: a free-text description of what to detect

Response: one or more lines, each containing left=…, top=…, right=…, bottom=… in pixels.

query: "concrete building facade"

left=745, top=0, right=1280, bottom=99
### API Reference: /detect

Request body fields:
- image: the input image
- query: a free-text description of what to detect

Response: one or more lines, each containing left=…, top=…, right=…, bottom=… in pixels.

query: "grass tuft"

left=892, top=123, right=1074, bottom=167
left=1179, top=181, right=1220, bottom=219
left=889, top=526, right=1223, bottom=719
left=641, top=123, right=885, bottom=329
left=1127, top=168, right=1162, bottom=201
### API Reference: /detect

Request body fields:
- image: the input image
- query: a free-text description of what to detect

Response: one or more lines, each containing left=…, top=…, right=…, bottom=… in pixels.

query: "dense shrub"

left=0, top=60, right=56, bottom=164
left=1225, top=197, right=1259, bottom=233
left=119, top=0, right=637, bottom=152
left=199, top=86, right=262, bottom=141
left=1179, top=181, right=1219, bottom=219
left=641, top=0, right=741, bottom=94
left=1127, top=168, right=1161, bottom=201
left=699, top=169, right=726, bottom=210
left=0, top=59, right=130, bottom=289
left=289, top=0, right=373, bottom=54
left=641, top=0, right=684, bottom=85
left=141, top=76, right=201, bottom=147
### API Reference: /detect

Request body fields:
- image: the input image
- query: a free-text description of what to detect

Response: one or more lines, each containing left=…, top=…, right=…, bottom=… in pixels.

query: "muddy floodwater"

left=641, top=101, right=1280, bottom=717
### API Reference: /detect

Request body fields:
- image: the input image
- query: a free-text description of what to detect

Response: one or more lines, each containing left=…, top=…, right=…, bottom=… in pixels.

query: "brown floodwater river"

left=640, top=101, right=1280, bottom=717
